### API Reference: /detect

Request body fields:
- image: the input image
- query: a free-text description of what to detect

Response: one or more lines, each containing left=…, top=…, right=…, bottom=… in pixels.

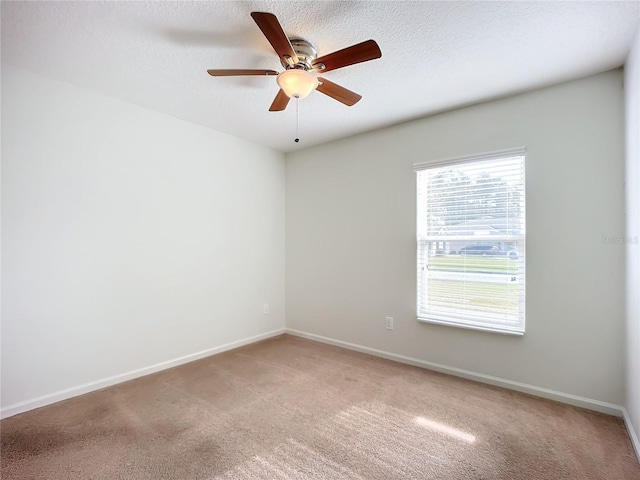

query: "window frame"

left=414, top=147, right=526, bottom=335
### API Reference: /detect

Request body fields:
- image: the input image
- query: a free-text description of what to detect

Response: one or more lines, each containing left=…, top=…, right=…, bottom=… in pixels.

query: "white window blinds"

left=414, top=148, right=526, bottom=335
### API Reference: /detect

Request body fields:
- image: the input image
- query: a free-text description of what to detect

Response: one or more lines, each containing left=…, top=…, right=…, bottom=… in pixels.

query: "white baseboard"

left=623, top=408, right=640, bottom=461
left=285, top=329, right=625, bottom=418
left=1, top=328, right=286, bottom=419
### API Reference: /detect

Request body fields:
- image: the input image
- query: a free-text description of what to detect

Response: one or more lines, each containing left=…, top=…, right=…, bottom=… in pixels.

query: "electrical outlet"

left=263, top=304, right=270, bottom=315
left=385, top=316, right=394, bottom=330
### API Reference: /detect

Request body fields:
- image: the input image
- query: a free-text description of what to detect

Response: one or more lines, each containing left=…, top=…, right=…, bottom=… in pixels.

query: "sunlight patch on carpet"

left=414, top=416, right=476, bottom=443
left=312, top=403, right=470, bottom=477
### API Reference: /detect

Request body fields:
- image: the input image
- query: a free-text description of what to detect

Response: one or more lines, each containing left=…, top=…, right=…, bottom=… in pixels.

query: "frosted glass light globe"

left=276, top=69, right=318, bottom=99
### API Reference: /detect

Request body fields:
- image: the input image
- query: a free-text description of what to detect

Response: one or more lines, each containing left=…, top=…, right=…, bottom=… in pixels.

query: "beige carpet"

left=1, top=334, right=639, bottom=479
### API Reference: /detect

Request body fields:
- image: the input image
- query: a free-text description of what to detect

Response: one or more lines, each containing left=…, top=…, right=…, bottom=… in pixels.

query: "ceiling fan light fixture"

left=277, top=69, right=318, bottom=99
left=207, top=12, right=381, bottom=112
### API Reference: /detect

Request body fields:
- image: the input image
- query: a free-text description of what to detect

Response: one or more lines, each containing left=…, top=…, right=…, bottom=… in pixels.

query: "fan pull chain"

left=294, top=96, right=300, bottom=143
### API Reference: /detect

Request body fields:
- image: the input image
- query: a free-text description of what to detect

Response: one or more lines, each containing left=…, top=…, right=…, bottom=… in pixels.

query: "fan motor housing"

left=281, top=38, right=318, bottom=70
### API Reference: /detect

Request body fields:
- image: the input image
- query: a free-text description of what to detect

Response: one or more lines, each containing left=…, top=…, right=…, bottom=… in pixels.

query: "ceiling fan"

left=207, top=12, right=382, bottom=111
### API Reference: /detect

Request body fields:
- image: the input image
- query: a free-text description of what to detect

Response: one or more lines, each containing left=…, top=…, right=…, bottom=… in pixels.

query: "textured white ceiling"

left=2, top=1, right=639, bottom=152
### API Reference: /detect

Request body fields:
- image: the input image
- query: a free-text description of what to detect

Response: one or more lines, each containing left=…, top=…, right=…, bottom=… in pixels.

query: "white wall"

left=286, top=70, right=626, bottom=405
left=1, top=62, right=631, bottom=419
left=625, top=29, right=640, bottom=447
left=1, top=65, right=286, bottom=413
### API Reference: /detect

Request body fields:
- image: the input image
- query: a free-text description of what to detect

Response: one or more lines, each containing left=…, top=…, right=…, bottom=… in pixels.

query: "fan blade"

left=316, top=78, right=362, bottom=106
left=269, top=89, right=290, bottom=111
left=251, top=12, right=298, bottom=65
left=312, top=40, right=381, bottom=73
left=207, top=69, right=278, bottom=76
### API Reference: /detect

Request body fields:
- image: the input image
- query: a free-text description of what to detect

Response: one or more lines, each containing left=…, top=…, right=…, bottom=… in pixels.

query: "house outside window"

left=414, top=148, right=526, bottom=335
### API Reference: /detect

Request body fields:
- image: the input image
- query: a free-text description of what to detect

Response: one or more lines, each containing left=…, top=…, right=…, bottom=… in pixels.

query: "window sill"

left=417, top=316, right=524, bottom=336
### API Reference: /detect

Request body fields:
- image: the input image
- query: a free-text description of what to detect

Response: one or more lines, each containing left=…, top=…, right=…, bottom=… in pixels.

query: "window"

left=414, top=148, right=526, bottom=335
